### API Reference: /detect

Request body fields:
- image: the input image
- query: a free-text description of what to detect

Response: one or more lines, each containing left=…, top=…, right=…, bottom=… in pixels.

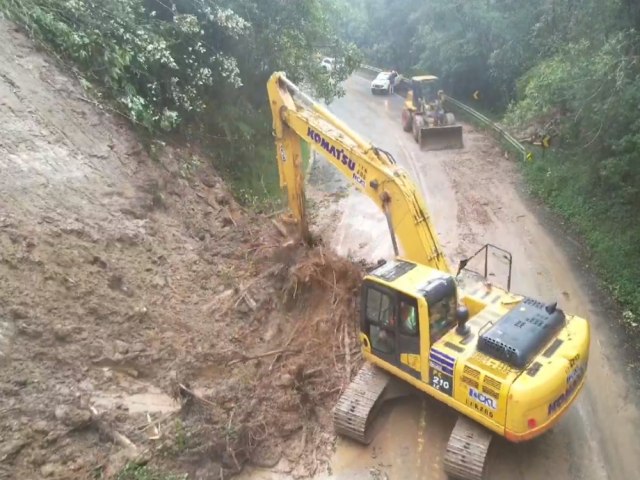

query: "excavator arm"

left=267, top=72, right=450, bottom=273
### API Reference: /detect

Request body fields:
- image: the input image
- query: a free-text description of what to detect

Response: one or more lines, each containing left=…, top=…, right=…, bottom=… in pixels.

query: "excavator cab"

left=362, top=273, right=459, bottom=367
left=402, top=75, right=464, bottom=151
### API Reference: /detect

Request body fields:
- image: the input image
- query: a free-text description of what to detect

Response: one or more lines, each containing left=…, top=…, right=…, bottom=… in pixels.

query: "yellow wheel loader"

left=401, top=75, right=464, bottom=151
left=267, top=72, right=589, bottom=480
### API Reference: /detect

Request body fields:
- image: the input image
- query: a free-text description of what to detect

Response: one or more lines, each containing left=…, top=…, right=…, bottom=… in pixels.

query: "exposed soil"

left=0, top=19, right=363, bottom=480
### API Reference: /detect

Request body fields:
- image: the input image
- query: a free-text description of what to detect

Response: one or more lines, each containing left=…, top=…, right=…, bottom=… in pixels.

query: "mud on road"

left=306, top=75, right=640, bottom=480
left=0, top=20, right=365, bottom=480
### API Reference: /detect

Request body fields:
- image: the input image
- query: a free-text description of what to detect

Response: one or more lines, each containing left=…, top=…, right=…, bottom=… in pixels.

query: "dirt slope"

left=0, top=19, right=363, bottom=480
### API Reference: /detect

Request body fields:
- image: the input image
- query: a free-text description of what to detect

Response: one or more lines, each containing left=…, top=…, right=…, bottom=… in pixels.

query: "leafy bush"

left=4, top=0, right=249, bottom=131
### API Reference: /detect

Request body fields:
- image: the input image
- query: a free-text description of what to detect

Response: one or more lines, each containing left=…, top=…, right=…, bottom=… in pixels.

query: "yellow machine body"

left=359, top=260, right=589, bottom=441
left=266, top=71, right=590, bottom=443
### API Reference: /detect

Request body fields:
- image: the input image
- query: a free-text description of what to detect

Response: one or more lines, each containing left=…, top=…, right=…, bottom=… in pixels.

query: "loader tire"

left=445, top=112, right=456, bottom=125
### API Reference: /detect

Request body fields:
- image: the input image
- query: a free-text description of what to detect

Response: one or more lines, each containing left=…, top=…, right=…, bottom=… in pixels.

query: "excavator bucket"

left=420, top=125, right=463, bottom=151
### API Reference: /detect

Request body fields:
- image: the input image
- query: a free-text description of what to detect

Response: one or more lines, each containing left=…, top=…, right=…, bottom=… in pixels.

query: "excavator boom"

left=267, top=72, right=450, bottom=273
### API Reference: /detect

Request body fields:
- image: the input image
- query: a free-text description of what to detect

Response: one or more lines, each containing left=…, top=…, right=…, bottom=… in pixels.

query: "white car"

left=371, top=71, right=392, bottom=94
left=320, top=57, right=334, bottom=73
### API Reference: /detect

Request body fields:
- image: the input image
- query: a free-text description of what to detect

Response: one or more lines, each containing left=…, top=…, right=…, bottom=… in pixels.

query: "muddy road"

left=306, top=75, right=640, bottom=480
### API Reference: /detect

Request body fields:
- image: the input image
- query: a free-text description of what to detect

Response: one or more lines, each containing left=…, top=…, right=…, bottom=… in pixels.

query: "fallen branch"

left=227, top=348, right=300, bottom=367
left=202, top=289, right=234, bottom=313
left=226, top=409, right=240, bottom=471
left=225, top=264, right=280, bottom=314
left=302, top=367, right=324, bottom=378
left=113, top=430, right=137, bottom=451
left=271, top=219, right=288, bottom=237
left=89, top=407, right=138, bottom=454
left=178, top=383, right=217, bottom=408
left=344, top=321, right=351, bottom=383
left=239, top=291, right=257, bottom=310
left=225, top=207, right=238, bottom=227
left=195, top=191, right=221, bottom=211
left=268, top=320, right=303, bottom=371
left=331, top=269, right=337, bottom=305
left=136, top=410, right=178, bottom=432
left=267, top=208, right=287, bottom=218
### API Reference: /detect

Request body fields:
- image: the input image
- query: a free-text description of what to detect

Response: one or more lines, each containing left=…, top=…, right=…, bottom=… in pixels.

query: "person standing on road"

left=389, top=69, right=398, bottom=95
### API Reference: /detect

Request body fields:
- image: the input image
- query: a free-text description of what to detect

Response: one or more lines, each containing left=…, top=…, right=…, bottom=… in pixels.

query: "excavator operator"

left=433, top=90, right=446, bottom=126
left=400, top=301, right=417, bottom=334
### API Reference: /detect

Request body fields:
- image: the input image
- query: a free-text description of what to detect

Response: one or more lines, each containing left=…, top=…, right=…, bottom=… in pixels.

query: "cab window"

left=421, top=276, right=457, bottom=344
left=429, top=294, right=456, bottom=343
left=399, top=298, right=419, bottom=336
left=366, top=288, right=393, bottom=326
left=366, top=288, right=395, bottom=354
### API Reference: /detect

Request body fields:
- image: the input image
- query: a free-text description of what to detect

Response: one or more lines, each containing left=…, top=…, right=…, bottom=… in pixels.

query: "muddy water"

left=303, top=76, right=639, bottom=480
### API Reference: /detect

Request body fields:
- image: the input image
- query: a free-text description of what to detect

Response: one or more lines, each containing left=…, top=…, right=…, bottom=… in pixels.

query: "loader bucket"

left=420, top=125, right=463, bottom=151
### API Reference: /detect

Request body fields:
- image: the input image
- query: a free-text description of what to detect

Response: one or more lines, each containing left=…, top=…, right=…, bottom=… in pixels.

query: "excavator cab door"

left=362, top=282, right=422, bottom=379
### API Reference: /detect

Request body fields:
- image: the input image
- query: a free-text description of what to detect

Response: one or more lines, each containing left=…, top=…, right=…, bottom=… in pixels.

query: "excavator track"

left=333, top=362, right=392, bottom=444
left=443, top=415, right=493, bottom=480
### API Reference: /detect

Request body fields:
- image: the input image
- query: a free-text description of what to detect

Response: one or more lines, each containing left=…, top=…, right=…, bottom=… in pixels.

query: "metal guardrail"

left=357, top=64, right=529, bottom=162
left=361, top=64, right=381, bottom=73
left=443, top=96, right=528, bottom=162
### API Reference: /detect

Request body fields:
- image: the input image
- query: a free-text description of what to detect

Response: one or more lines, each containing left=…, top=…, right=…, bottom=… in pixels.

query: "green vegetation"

left=334, top=0, right=640, bottom=329
left=116, top=463, right=184, bottom=480
left=0, top=0, right=361, bottom=210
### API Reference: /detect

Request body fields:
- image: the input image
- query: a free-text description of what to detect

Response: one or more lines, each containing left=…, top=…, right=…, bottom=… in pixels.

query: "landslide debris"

left=0, top=16, right=365, bottom=480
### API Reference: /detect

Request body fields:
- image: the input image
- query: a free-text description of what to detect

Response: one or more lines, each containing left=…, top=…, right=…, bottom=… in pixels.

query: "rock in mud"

left=0, top=438, right=29, bottom=462
left=200, top=174, right=218, bottom=188
left=40, top=463, right=64, bottom=478
left=54, top=405, right=91, bottom=428
left=278, top=373, right=294, bottom=387
left=89, top=255, right=108, bottom=269
left=114, top=340, right=130, bottom=355
left=17, top=322, right=43, bottom=339
left=53, top=324, right=72, bottom=342
left=32, top=420, right=51, bottom=434
left=215, top=192, right=230, bottom=206
left=8, top=306, right=29, bottom=320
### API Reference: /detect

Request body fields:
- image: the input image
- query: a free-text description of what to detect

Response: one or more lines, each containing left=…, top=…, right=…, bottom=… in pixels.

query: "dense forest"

left=2, top=0, right=639, bottom=329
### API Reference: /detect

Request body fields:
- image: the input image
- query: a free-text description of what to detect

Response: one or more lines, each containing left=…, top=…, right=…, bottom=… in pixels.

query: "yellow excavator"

left=401, top=75, right=464, bottom=151
left=267, top=72, right=590, bottom=480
